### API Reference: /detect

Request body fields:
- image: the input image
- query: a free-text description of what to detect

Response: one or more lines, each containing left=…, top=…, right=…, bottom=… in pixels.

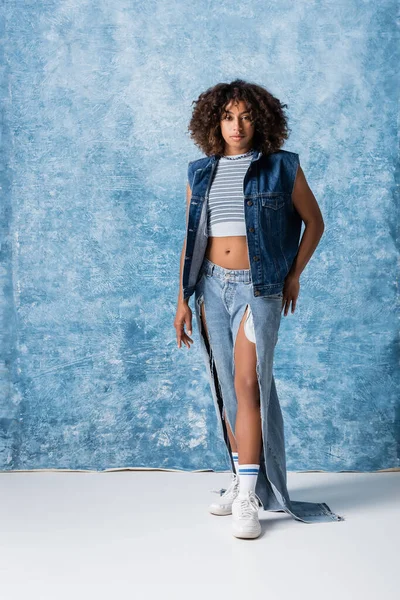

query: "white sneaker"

left=232, top=490, right=262, bottom=539
left=208, top=472, right=239, bottom=515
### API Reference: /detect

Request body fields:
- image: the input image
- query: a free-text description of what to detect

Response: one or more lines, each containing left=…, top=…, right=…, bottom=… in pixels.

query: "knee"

left=234, top=375, right=260, bottom=403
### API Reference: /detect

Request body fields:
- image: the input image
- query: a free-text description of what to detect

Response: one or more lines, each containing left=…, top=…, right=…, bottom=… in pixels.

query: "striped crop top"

left=207, top=150, right=253, bottom=237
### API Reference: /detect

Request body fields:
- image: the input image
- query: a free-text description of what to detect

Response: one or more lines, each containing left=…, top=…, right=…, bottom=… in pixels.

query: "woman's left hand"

left=282, top=274, right=300, bottom=316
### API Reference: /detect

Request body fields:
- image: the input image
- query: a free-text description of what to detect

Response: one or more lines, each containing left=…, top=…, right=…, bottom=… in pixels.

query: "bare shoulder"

left=292, top=165, right=324, bottom=226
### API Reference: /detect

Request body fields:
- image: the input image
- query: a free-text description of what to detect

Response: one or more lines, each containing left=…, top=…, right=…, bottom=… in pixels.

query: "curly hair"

left=187, top=79, right=291, bottom=157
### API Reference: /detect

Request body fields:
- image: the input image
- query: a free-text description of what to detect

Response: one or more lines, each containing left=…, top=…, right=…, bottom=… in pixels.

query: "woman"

left=174, top=79, right=344, bottom=539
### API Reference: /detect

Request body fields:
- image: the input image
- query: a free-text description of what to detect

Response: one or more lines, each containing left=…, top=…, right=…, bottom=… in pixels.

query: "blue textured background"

left=1, top=1, right=398, bottom=472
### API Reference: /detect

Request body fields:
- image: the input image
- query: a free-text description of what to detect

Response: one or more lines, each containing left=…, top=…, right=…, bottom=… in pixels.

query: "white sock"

left=238, top=463, right=260, bottom=498
left=231, top=451, right=239, bottom=474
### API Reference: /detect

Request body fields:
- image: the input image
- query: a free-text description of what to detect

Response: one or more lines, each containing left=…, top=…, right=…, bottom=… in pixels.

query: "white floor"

left=0, top=470, right=398, bottom=600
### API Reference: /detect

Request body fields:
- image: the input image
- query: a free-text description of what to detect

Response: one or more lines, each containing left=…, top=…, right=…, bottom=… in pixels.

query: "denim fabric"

left=183, top=149, right=303, bottom=301
left=194, top=257, right=345, bottom=524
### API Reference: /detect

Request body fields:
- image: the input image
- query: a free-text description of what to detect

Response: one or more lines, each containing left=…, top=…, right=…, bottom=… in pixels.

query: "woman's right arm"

left=175, top=182, right=194, bottom=349
left=177, top=182, right=192, bottom=306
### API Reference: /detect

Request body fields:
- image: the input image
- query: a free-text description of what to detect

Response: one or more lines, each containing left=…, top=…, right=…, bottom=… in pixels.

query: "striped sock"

left=238, top=463, right=260, bottom=498
left=231, top=451, right=239, bottom=474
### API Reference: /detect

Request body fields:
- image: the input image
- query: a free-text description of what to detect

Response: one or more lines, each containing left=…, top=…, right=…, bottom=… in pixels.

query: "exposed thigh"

left=233, top=305, right=258, bottom=386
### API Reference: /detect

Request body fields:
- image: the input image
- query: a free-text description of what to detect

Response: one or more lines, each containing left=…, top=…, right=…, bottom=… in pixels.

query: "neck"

left=223, top=147, right=253, bottom=157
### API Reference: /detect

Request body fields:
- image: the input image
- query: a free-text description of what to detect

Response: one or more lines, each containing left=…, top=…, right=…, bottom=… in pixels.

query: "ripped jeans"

left=194, top=257, right=344, bottom=524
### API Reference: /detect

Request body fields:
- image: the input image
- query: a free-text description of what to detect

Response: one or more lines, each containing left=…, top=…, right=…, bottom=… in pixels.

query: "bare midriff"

left=205, top=236, right=250, bottom=270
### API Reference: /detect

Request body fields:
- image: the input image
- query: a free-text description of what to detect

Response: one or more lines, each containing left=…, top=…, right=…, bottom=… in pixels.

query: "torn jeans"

left=194, top=257, right=344, bottom=524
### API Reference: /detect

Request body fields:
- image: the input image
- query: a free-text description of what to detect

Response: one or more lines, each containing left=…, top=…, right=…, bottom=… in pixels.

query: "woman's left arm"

left=289, top=165, right=325, bottom=279
left=282, top=165, right=325, bottom=315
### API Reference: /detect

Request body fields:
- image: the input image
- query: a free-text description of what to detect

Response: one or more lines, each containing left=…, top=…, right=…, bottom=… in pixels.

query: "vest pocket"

left=260, top=192, right=288, bottom=210
left=258, top=195, right=289, bottom=280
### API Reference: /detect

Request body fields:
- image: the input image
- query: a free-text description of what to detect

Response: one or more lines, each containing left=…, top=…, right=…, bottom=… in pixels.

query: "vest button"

left=254, top=290, right=260, bottom=296
left=253, top=256, right=259, bottom=261
left=249, top=227, right=255, bottom=233
left=247, top=200, right=253, bottom=206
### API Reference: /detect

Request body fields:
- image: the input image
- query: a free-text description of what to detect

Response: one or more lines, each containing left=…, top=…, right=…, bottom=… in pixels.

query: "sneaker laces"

left=209, top=472, right=239, bottom=496
left=236, top=491, right=260, bottom=518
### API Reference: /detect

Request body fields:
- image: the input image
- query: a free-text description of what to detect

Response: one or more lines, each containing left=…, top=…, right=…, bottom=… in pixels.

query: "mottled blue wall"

left=1, top=1, right=398, bottom=472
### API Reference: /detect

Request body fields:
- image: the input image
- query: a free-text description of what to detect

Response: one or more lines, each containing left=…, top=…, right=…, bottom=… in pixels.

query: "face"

left=219, top=99, right=255, bottom=156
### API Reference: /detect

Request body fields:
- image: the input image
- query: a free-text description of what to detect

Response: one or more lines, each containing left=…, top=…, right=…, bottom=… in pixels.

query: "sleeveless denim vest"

left=182, top=148, right=302, bottom=300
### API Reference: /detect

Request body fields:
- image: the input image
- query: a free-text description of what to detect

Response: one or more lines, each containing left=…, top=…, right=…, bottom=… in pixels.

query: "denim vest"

left=182, top=149, right=302, bottom=300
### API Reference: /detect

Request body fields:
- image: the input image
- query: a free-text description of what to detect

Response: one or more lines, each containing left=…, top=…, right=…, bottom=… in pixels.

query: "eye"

left=222, top=114, right=252, bottom=121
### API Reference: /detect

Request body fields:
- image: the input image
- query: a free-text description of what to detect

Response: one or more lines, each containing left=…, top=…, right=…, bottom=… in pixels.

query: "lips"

left=231, top=136, right=244, bottom=139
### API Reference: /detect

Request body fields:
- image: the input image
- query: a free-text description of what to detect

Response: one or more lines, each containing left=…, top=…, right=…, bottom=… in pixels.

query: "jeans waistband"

left=201, top=257, right=252, bottom=283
